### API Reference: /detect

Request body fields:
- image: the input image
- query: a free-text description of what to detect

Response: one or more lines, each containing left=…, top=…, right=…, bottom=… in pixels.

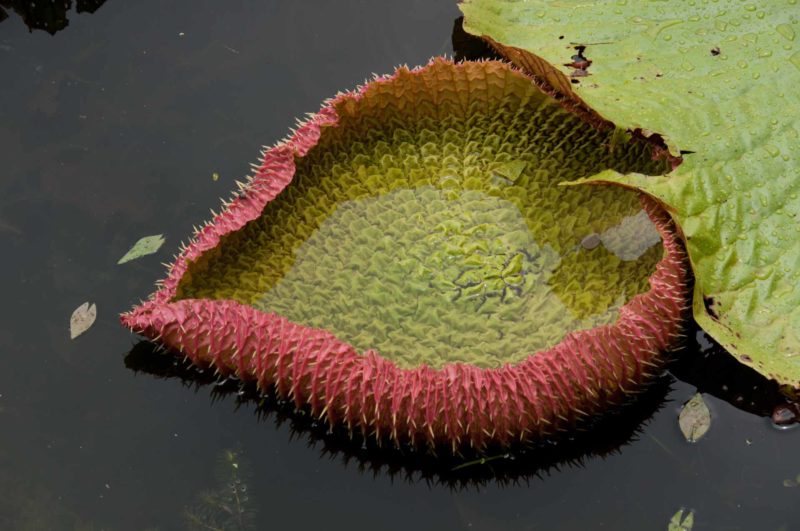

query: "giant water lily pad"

left=461, top=0, right=800, bottom=386
left=122, top=59, right=689, bottom=451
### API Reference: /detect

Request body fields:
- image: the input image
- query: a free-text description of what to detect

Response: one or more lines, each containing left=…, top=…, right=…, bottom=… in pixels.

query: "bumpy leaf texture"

left=461, top=0, right=800, bottom=387
left=122, top=60, right=689, bottom=451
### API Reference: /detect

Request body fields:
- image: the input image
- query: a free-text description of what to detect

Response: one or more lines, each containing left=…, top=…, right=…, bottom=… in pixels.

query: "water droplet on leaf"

left=777, top=23, right=796, bottom=42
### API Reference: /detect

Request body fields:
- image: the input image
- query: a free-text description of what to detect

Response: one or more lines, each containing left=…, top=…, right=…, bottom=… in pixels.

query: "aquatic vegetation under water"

left=184, top=449, right=255, bottom=531
left=122, top=59, right=690, bottom=451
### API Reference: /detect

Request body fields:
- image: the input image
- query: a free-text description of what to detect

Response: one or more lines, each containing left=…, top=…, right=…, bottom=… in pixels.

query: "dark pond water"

left=1, top=1, right=798, bottom=529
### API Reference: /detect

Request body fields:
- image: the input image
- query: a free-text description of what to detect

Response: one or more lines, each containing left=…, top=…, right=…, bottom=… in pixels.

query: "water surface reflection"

left=125, top=323, right=788, bottom=489
left=0, top=0, right=108, bottom=34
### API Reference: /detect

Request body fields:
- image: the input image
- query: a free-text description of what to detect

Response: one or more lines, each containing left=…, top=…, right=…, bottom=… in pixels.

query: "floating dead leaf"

left=668, top=508, right=694, bottom=531
left=782, top=474, right=800, bottom=488
left=70, top=302, right=96, bottom=339
left=679, top=393, right=711, bottom=443
left=117, top=234, right=165, bottom=264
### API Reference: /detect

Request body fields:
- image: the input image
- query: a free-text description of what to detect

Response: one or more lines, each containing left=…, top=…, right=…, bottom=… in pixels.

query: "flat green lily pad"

left=461, top=0, right=800, bottom=386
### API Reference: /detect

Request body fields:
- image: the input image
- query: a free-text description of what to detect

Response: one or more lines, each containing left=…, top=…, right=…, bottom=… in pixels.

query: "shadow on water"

left=125, top=339, right=670, bottom=489
left=0, top=0, right=107, bottom=34
left=451, top=16, right=502, bottom=63
left=669, top=327, right=789, bottom=418
left=123, top=320, right=792, bottom=489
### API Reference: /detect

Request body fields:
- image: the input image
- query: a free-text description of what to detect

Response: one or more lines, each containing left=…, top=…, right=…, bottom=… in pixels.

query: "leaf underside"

left=461, top=0, right=800, bottom=386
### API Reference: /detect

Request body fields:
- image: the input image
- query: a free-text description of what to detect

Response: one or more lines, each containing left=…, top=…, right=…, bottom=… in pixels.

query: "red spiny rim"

left=121, top=58, right=690, bottom=452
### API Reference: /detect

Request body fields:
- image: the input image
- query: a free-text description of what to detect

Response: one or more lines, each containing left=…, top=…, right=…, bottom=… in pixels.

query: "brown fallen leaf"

left=679, top=393, right=711, bottom=443
left=70, top=302, right=96, bottom=339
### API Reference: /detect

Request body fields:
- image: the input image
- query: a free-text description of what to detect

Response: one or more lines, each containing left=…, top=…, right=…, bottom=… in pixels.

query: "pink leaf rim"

left=121, top=58, right=690, bottom=452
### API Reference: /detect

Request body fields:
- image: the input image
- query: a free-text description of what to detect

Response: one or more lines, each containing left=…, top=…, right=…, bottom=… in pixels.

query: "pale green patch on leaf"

left=668, top=508, right=695, bottom=531
left=117, top=234, right=165, bottom=265
left=69, top=302, right=96, bottom=339
left=679, top=393, right=711, bottom=443
left=460, top=0, right=800, bottom=386
left=492, top=160, right=527, bottom=182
